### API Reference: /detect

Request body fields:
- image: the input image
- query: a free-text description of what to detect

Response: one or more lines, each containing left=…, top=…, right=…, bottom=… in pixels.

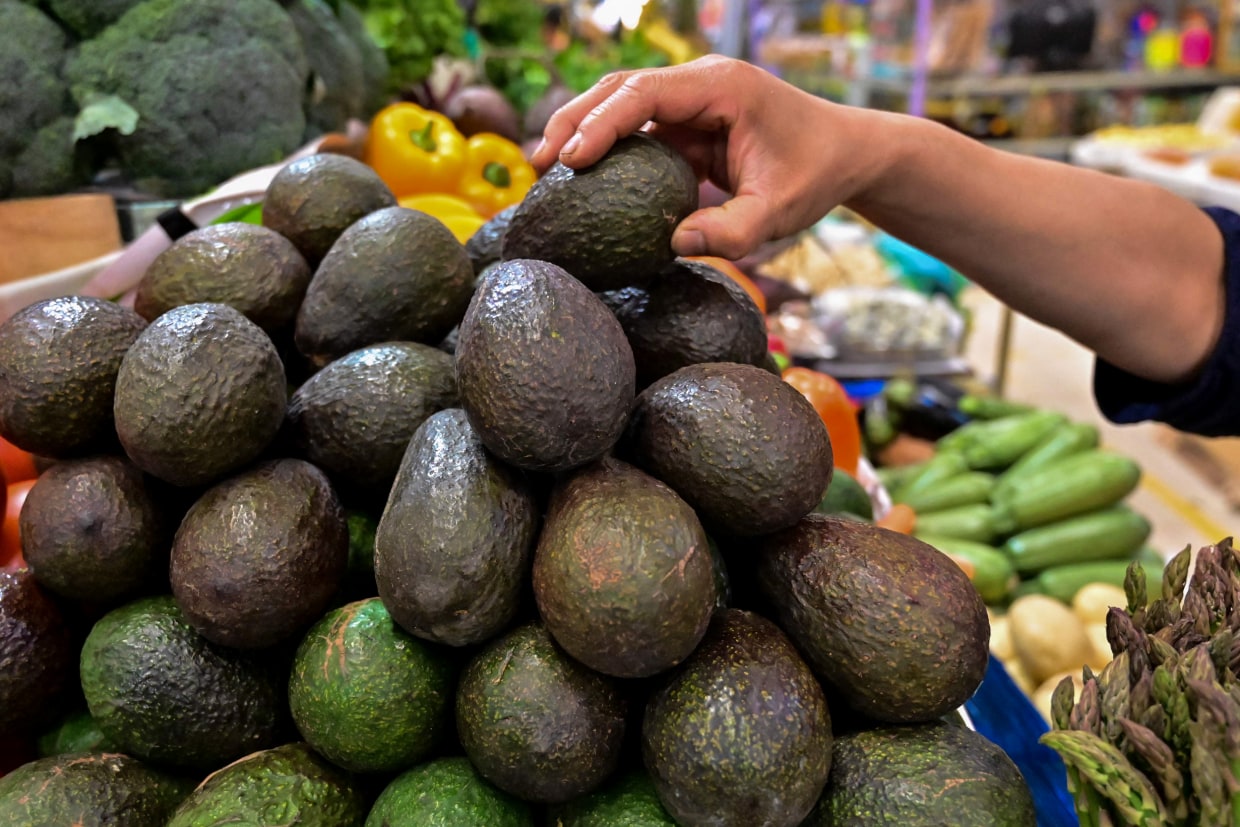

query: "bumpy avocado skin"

left=502, top=133, right=698, bottom=291
left=0, top=295, right=146, bottom=457
left=21, top=455, right=168, bottom=603
left=375, top=408, right=538, bottom=647
left=532, top=457, right=716, bottom=679
left=79, top=595, right=287, bottom=770
left=262, top=152, right=396, bottom=265
left=465, top=203, right=518, bottom=276
left=134, top=222, right=312, bottom=334
left=167, top=742, right=367, bottom=827
left=549, top=770, right=678, bottom=826
left=605, top=258, right=770, bottom=388
left=113, top=302, right=288, bottom=487
left=456, top=622, right=627, bottom=804
left=0, top=570, right=75, bottom=735
left=623, top=362, right=833, bottom=537
left=755, top=514, right=990, bottom=724
left=170, top=458, right=348, bottom=650
left=806, top=722, right=1037, bottom=826
left=365, top=756, right=535, bottom=827
left=286, top=341, right=458, bottom=502
left=455, top=259, right=635, bottom=473
left=294, top=206, right=475, bottom=365
left=641, top=608, right=833, bottom=827
left=0, top=751, right=192, bottom=827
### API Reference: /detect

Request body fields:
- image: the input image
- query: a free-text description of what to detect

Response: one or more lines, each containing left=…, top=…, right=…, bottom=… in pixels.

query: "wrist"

left=838, top=109, right=933, bottom=213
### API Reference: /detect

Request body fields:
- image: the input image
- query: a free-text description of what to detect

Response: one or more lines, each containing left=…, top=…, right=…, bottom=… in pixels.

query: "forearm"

left=841, top=111, right=1225, bottom=384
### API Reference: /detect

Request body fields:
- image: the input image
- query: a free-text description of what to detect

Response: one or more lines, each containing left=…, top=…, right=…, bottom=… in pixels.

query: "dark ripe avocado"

left=532, top=457, right=716, bottom=679
left=755, top=514, right=990, bottom=724
left=286, top=341, right=458, bottom=502
left=375, top=408, right=538, bottom=647
left=623, top=362, right=832, bottom=537
left=113, top=302, right=287, bottom=487
left=548, top=769, right=678, bottom=826
left=0, top=751, right=192, bottom=827
left=169, top=458, right=348, bottom=649
left=641, top=608, right=832, bottom=827
left=455, top=259, right=635, bottom=473
left=167, top=742, right=367, bottom=827
left=456, top=622, right=627, bottom=804
left=79, top=595, right=286, bottom=770
left=0, top=570, right=75, bottom=735
left=365, top=756, right=534, bottom=827
left=0, top=295, right=146, bottom=457
left=261, top=152, right=396, bottom=265
left=133, top=222, right=312, bottom=335
left=501, top=133, right=698, bottom=291
left=607, top=258, right=770, bottom=388
left=20, top=455, right=167, bottom=602
left=465, top=203, right=518, bottom=275
left=806, top=722, right=1037, bottom=826
left=294, top=206, right=475, bottom=365
left=288, top=598, right=454, bottom=774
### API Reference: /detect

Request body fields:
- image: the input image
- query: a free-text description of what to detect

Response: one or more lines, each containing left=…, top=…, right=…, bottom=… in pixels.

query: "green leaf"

left=73, top=95, right=139, bottom=142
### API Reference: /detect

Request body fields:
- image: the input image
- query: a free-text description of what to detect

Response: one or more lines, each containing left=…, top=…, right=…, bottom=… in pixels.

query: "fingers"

left=673, top=193, right=774, bottom=260
left=530, top=71, right=633, bottom=172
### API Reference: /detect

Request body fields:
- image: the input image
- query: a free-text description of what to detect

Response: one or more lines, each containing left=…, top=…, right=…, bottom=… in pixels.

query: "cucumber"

left=875, top=462, right=927, bottom=495
left=992, top=422, right=1099, bottom=501
left=901, top=472, right=995, bottom=513
left=957, top=395, right=1035, bottom=420
left=892, top=452, right=968, bottom=503
left=957, top=410, right=1068, bottom=471
left=990, top=450, right=1141, bottom=534
left=1022, top=560, right=1164, bottom=604
left=1001, top=506, right=1151, bottom=575
left=915, top=534, right=1017, bottom=604
left=913, top=504, right=999, bottom=544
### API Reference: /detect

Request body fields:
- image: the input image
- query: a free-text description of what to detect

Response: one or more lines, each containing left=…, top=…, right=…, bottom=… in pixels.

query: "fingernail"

left=561, top=132, right=582, bottom=157
left=532, top=138, right=546, bottom=158
left=675, top=228, right=706, bottom=257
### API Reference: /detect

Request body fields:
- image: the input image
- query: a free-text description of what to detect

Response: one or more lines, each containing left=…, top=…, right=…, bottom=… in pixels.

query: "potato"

left=1031, top=670, right=1084, bottom=725
left=1004, top=657, right=1038, bottom=696
left=1071, top=583, right=1128, bottom=626
left=1084, top=622, right=1113, bottom=670
left=1008, top=594, right=1095, bottom=685
left=989, top=614, right=1014, bottom=662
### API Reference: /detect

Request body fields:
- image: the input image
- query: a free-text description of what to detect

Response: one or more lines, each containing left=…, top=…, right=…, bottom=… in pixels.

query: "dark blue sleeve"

left=1093, top=206, right=1240, bottom=436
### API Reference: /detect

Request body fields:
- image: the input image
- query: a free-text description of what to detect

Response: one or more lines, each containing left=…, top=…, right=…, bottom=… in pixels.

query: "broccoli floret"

left=337, top=0, right=391, bottom=119
left=10, top=116, right=94, bottom=198
left=66, top=0, right=310, bottom=198
left=45, top=0, right=145, bottom=39
left=286, top=0, right=365, bottom=138
left=0, top=1, right=71, bottom=160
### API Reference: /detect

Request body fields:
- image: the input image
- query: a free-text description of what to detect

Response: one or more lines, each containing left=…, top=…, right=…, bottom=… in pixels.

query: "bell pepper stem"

left=409, top=121, right=437, bottom=153
left=482, top=162, right=511, bottom=189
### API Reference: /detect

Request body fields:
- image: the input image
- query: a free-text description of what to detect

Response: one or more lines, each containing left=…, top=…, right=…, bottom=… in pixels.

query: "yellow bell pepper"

left=366, top=103, right=467, bottom=198
left=398, top=193, right=487, bottom=244
left=458, top=133, right=536, bottom=218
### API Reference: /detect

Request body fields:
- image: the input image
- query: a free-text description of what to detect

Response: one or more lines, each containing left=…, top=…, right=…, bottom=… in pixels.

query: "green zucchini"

left=990, top=450, right=1141, bottom=534
left=901, top=472, right=995, bottom=513
left=915, top=534, right=1017, bottom=604
left=1001, top=506, right=1152, bottom=575
left=913, top=504, right=999, bottom=544
left=936, top=409, right=1062, bottom=457
left=892, top=451, right=968, bottom=502
left=1022, top=559, right=1164, bottom=604
left=957, top=410, right=1068, bottom=471
left=875, top=462, right=927, bottom=495
left=992, top=422, right=1099, bottom=500
left=957, top=394, right=1035, bottom=420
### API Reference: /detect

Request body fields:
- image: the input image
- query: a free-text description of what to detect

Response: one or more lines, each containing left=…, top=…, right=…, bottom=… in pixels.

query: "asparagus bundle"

left=1040, top=539, right=1240, bottom=826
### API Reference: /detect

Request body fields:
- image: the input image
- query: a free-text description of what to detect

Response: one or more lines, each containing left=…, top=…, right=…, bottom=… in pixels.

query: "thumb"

left=672, top=195, right=773, bottom=260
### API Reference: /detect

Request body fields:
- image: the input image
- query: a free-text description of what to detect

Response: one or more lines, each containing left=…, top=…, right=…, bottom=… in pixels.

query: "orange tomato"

left=0, top=436, right=35, bottom=483
left=1, top=479, right=34, bottom=571
left=782, top=367, right=862, bottom=475
left=687, top=256, right=767, bottom=314
left=876, top=502, right=917, bottom=534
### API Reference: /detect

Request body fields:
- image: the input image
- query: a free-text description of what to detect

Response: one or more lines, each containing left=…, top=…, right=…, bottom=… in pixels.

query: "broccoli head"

left=45, top=0, right=146, bottom=39
left=337, top=0, right=391, bottom=119
left=286, top=0, right=365, bottom=138
left=10, top=116, right=95, bottom=198
left=66, top=0, right=311, bottom=197
left=0, top=1, right=71, bottom=161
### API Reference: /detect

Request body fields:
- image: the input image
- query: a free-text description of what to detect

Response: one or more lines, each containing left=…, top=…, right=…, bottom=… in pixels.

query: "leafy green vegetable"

left=359, top=0, right=466, bottom=91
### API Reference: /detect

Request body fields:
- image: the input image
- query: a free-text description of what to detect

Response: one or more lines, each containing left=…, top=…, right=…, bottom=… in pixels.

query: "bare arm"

left=533, top=57, right=1225, bottom=385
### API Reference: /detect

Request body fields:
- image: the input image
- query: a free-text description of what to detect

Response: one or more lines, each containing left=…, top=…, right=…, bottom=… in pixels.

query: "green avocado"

left=167, top=742, right=366, bottom=827
left=36, top=708, right=116, bottom=757
left=375, top=408, right=538, bottom=647
left=169, top=458, right=349, bottom=649
left=501, top=133, right=698, bottom=291
left=79, top=595, right=287, bottom=770
left=0, top=752, right=192, bottom=827
left=548, top=770, right=677, bottom=826
left=288, top=598, right=455, bottom=774
left=455, top=259, right=635, bottom=473
left=814, top=470, right=874, bottom=521
left=134, top=222, right=312, bottom=335
left=262, top=152, right=396, bottom=265
left=755, top=514, right=990, bottom=723
left=20, top=455, right=168, bottom=603
left=366, top=756, right=534, bottom=827
left=0, top=295, right=146, bottom=457
left=456, top=622, right=627, bottom=804
left=0, top=570, right=75, bottom=735
left=623, top=362, right=832, bottom=537
left=294, top=206, right=475, bottom=366
left=532, top=457, right=716, bottom=678
left=286, top=341, right=458, bottom=503
left=642, top=608, right=833, bottom=827
left=113, top=302, right=287, bottom=487
left=806, top=722, right=1037, bottom=826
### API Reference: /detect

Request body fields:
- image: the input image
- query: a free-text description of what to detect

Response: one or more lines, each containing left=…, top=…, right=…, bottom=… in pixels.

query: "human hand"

left=531, top=55, right=882, bottom=259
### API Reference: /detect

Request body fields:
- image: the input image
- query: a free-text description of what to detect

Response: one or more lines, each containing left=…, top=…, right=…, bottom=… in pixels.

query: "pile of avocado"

left=0, top=141, right=1036, bottom=826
